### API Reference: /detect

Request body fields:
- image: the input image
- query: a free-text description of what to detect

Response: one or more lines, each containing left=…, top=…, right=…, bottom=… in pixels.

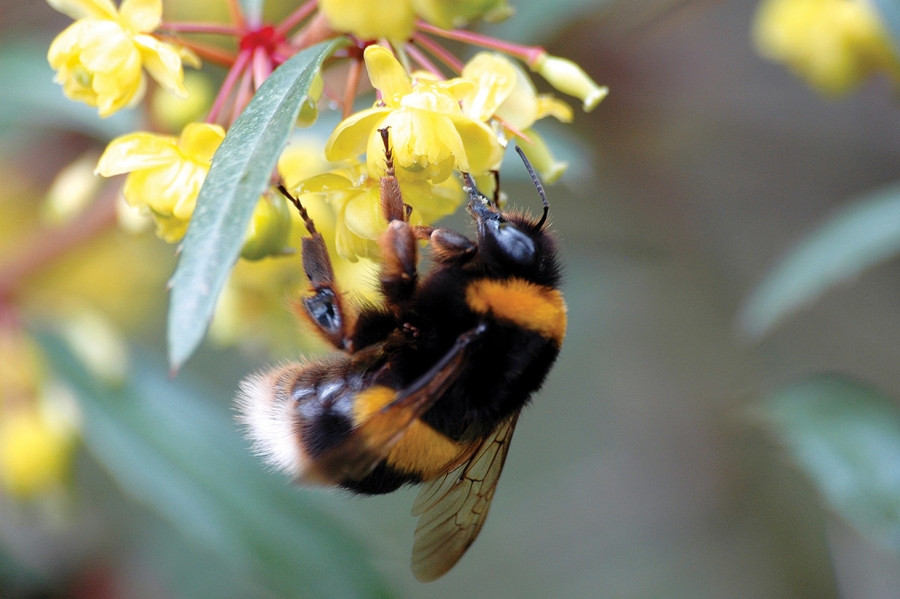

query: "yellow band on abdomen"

left=465, top=278, right=567, bottom=343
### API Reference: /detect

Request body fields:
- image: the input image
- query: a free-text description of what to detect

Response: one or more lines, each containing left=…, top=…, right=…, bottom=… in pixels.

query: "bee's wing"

left=302, top=324, right=487, bottom=485
left=410, top=410, right=521, bottom=582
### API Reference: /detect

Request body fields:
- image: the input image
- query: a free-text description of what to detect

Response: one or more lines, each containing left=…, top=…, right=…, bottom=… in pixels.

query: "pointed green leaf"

left=739, top=183, right=900, bottom=338
left=762, top=375, right=900, bottom=551
left=167, top=38, right=346, bottom=371
left=41, top=337, right=393, bottom=599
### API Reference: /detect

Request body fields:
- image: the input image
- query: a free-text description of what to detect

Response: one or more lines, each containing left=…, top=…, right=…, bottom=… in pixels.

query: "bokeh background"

left=3, top=0, right=900, bottom=597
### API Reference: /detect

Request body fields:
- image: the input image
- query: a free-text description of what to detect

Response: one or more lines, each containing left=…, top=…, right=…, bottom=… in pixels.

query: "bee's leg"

left=429, top=228, right=476, bottom=264
left=375, top=129, right=475, bottom=304
left=377, top=128, right=421, bottom=312
left=277, top=184, right=356, bottom=352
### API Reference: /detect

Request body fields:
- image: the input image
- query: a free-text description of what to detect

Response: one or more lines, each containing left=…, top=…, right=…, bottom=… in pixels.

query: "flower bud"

left=241, top=194, right=293, bottom=260
left=531, top=53, right=608, bottom=112
left=517, top=128, right=567, bottom=184
left=296, top=73, right=324, bottom=128
left=43, top=152, right=103, bottom=224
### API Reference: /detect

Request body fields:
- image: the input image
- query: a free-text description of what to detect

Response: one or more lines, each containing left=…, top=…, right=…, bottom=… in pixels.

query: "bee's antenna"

left=514, top=146, right=549, bottom=229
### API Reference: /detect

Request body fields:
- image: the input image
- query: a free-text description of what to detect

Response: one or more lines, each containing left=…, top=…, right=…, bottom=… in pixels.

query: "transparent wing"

left=301, top=324, right=487, bottom=485
left=410, top=411, right=521, bottom=582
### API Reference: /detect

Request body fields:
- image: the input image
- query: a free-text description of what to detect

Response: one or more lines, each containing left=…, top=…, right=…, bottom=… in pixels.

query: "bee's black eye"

left=486, top=219, right=536, bottom=264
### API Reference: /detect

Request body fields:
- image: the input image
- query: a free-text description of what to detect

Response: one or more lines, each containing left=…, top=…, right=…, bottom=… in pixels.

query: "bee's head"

left=463, top=149, right=560, bottom=287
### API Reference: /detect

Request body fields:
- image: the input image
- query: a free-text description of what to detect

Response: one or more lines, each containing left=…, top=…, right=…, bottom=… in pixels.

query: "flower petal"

left=448, top=116, right=503, bottom=174
left=118, top=0, right=162, bottom=33
left=95, top=132, right=179, bottom=176
left=46, top=0, right=117, bottom=21
left=294, top=173, right=356, bottom=194
left=178, top=122, right=225, bottom=163
left=133, top=34, right=188, bottom=98
left=344, top=187, right=385, bottom=240
left=324, top=107, right=389, bottom=161
left=364, top=45, right=412, bottom=104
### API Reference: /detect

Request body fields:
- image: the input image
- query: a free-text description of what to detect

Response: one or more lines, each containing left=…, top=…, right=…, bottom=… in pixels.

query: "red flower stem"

left=414, top=21, right=545, bottom=66
left=227, top=0, right=246, bottom=29
left=207, top=48, right=251, bottom=124
left=0, top=184, right=119, bottom=302
left=404, top=42, right=443, bottom=78
left=251, top=47, right=273, bottom=90
left=232, top=63, right=255, bottom=123
left=343, top=56, right=364, bottom=119
left=411, top=34, right=463, bottom=73
left=159, top=22, right=242, bottom=35
left=161, top=36, right=236, bottom=67
left=290, top=12, right=338, bottom=48
left=275, top=0, right=318, bottom=37
left=497, top=117, right=532, bottom=145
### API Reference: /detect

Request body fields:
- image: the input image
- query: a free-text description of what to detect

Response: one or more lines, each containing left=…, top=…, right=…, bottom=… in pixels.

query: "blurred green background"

left=3, top=0, right=900, bottom=598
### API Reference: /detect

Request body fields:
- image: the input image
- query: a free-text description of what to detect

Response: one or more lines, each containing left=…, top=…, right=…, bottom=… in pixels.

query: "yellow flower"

left=96, top=122, right=224, bottom=242
left=319, top=0, right=416, bottom=42
left=753, top=0, right=900, bottom=94
left=412, top=0, right=514, bottom=28
left=0, top=407, right=75, bottom=498
left=462, top=52, right=571, bottom=182
left=0, top=329, right=79, bottom=499
left=294, top=162, right=463, bottom=261
left=531, top=53, right=608, bottom=112
left=326, top=45, right=503, bottom=184
left=47, top=0, right=198, bottom=117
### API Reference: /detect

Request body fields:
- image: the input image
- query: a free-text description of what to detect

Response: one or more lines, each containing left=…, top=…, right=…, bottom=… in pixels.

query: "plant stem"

left=415, top=21, right=544, bottom=66
left=159, top=22, right=242, bottom=36
left=207, top=49, right=251, bottom=124
left=275, top=0, right=318, bottom=37
left=160, top=36, right=236, bottom=67
left=227, top=0, right=246, bottom=29
left=343, top=56, right=364, bottom=119
left=411, top=34, right=463, bottom=73
left=404, top=42, right=444, bottom=78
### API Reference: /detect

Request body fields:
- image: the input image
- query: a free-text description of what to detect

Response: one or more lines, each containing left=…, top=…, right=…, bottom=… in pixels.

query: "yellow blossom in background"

left=319, top=0, right=416, bottom=42
left=413, top=0, right=513, bottom=29
left=294, top=163, right=463, bottom=261
left=0, top=329, right=78, bottom=499
left=326, top=45, right=503, bottom=184
left=462, top=52, right=572, bottom=182
left=753, top=0, right=900, bottom=93
left=47, top=0, right=199, bottom=117
left=0, top=406, right=75, bottom=498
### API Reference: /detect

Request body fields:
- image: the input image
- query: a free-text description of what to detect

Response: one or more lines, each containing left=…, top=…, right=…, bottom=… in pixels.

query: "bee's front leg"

left=278, top=184, right=356, bottom=352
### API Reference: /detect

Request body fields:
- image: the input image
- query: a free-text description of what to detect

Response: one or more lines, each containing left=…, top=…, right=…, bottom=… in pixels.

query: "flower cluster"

left=41, top=0, right=606, bottom=358
left=753, top=0, right=900, bottom=94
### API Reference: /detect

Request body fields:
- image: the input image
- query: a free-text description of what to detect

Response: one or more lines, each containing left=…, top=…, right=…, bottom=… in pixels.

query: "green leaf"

left=738, top=183, right=900, bottom=339
left=0, top=39, right=137, bottom=140
left=761, top=375, right=900, bottom=551
left=41, top=337, right=393, bottom=599
left=872, top=0, right=900, bottom=54
left=167, top=39, right=346, bottom=371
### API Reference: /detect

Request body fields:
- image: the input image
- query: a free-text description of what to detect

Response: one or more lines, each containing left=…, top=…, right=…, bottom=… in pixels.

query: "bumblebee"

left=237, top=130, right=566, bottom=582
